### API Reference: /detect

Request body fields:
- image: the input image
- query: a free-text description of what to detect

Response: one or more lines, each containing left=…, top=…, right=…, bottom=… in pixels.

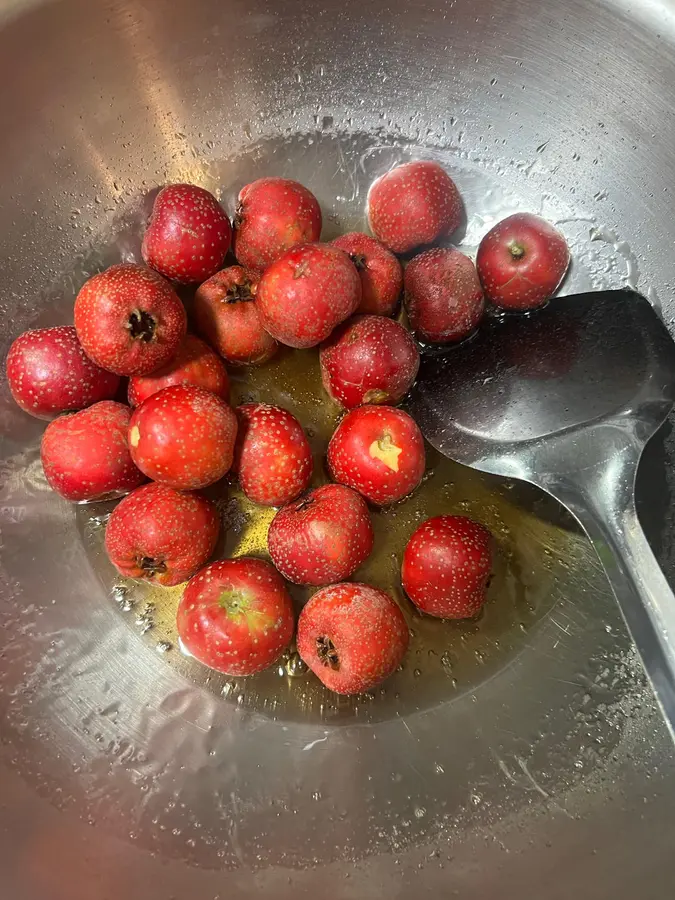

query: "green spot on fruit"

left=218, top=589, right=274, bottom=629
left=218, top=589, right=248, bottom=617
left=508, top=241, right=526, bottom=260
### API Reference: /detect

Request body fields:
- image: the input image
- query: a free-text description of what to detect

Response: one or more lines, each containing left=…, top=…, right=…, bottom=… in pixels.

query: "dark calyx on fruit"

left=127, top=309, right=157, bottom=342
left=316, top=635, right=340, bottom=670
left=294, top=495, right=314, bottom=512
left=350, top=253, right=367, bottom=271
left=508, top=242, right=526, bottom=260
left=140, top=556, right=167, bottom=576
left=225, top=281, right=255, bottom=303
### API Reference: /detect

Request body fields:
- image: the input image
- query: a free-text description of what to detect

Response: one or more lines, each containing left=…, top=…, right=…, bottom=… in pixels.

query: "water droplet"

left=285, top=652, right=308, bottom=678
left=440, top=651, right=453, bottom=673
left=221, top=681, right=236, bottom=698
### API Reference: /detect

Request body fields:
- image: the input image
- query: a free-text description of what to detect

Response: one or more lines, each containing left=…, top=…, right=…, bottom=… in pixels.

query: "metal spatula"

left=407, top=288, right=675, bottom=733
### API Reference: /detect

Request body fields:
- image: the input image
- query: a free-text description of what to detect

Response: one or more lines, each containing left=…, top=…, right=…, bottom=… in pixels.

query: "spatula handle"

left=551, top=436, right=675, bottom=736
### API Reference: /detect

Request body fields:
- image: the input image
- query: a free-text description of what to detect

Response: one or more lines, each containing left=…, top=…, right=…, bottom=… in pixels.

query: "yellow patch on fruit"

left=129, top=425, right=140, bottom=448
left=369, top=433, right=402, bottom=471
left=363, top=388, right=389, bottom=404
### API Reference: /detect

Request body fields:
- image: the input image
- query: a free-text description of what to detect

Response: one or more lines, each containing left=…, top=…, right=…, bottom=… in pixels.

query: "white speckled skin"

left=297, top=581, right=409, bottom=694
left=105, top=482, right=220, bottom=586
left=257, top=243, right=361, bottom=348
left=6, top=324, right=120, bottom=419
left=177, top=557, right=295, bottom=676
left=330, top=232, right=402, bottom=316
left=476, top=212, right=570, bottom=310
left=194, top=266, right=278, bottom=366
left=142, top=183, right=232, bottom=285
left=404, top=248, right=485, bottom=344
left=40, top=400, right=145, bottom=501
left=402, top=515, right=493, bottom=619
left=129, top=384, right=238, bottom=490
left=268, top=483, right=374, bottom=585
left=234, top=402, right=313, bottom=506
left=233, top=177, right=322, bottom=272
left=74, top=263, right=187, bottom=376
left=368, top=161, right=462, bottom=253
left=328, top=404, right=425, bottom=505
left=320, top=314, right=420, bottom=408
left=127, top=334, right=230, bottom=407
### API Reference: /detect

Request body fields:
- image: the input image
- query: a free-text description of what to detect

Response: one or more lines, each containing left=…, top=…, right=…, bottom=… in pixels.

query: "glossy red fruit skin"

left=41, top=401, right=145, bottom=502
left=233, top=177, right=322, bottom=273
left=105, top=483, right=219, bottom=586
left=233, top=403, right=313, bottom=506
left=476, top=213, right=570, bottom=311
left=129, top=384, right=238, bottom=490
left=368, top=161, right=463, bottom=254
left=142, top=183, right=232, bottom=284
left=128, top=334, right=229, bottom=406
left=327, top=405, right=425, bottom=506
left=6, top=325, right=120, bottom=419
left=320, top=315, right=420, bottom=409
left=74, top=263, right=187, bottom=376
left=330, top=232, right=402, bottom=316
left=257, top=243, right=361, bottom=349
left=402, top=515, right=493, bottom=619
left=297, top=582, right=409, bottom=694
left=268, top=484, right=374, bottom=585
left=177, top=557, right=295, bottom=676
left=194, top=266, right=278, bottom=366
left=404, top=248, right=485, bottom=343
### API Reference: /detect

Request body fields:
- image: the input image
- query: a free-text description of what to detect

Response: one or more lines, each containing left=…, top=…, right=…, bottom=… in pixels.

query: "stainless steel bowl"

left=2, top=1, right=675, bottom=897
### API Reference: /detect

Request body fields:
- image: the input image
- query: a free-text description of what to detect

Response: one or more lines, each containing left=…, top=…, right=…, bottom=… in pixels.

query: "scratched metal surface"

left=1, top=0, right=675, bottom=897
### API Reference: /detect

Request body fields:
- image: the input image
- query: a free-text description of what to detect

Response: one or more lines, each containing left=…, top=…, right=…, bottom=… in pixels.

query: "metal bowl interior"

left=1, top=1, right=675, bottom=898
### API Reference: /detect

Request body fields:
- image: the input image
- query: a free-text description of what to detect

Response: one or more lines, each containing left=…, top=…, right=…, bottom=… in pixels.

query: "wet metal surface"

left=1, top=1, right=675, bottom=898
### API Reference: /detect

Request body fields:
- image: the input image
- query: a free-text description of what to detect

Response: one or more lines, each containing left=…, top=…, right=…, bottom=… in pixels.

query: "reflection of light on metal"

left=61, top=0, right=200, bottom=205
left=480, top=453, right=529, bottom=483
left=69, top=123, right=120, bottom=200
left=112, top=1, right=192, bottom=183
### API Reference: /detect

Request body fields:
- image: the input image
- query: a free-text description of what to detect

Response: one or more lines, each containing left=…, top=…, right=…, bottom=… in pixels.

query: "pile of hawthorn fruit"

left=5, top=161, right=570, bottom=695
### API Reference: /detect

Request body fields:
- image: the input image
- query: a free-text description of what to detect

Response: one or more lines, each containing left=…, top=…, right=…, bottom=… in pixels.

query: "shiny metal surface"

left=410, top=289, right=675, bottom=729
left=1, top=1, right=675, bottom=898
